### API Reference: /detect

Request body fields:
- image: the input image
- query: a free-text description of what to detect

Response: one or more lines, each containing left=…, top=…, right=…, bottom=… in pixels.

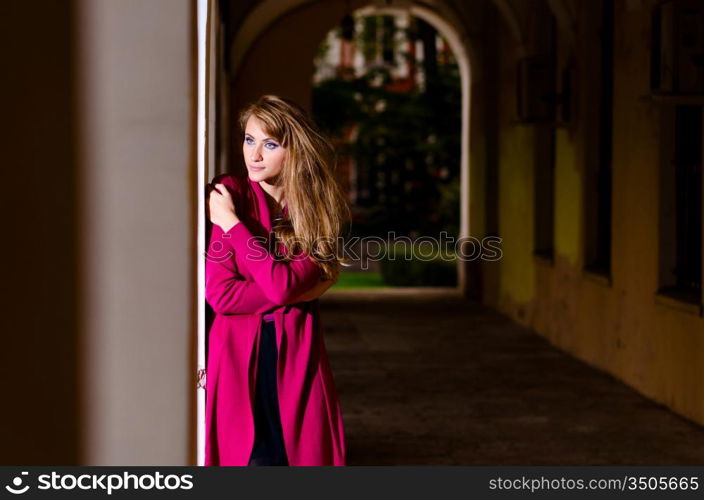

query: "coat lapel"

left=248, top=177, right=288, bottom=232
left=248, top=178, right=272, bottom=233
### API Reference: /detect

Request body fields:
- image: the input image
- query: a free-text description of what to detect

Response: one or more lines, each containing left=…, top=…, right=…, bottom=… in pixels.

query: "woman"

left=204, top=95, right=350, bottom=466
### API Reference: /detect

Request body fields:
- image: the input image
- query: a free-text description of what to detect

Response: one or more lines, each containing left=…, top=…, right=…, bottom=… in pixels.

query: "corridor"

left=321, top=290, right=704, bottom=465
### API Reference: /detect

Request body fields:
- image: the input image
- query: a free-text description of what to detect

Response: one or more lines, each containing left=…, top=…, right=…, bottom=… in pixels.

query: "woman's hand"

left=288, top=275, right=338, bottom=304
left=206, top=183, right=240, bottom=232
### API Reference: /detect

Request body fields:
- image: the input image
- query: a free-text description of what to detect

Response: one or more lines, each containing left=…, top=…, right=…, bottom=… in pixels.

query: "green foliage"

left=331, top=270, right=385, bottom=289
left=311, top=78, right=366, bottom=137
left=379, top=241, right=457, bottom=286
left=437, top=176, right=461, bottom=238
left=312, top=15, right=462, bottom=239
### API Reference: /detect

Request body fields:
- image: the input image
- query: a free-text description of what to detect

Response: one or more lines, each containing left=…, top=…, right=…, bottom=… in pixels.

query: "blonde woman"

left=204, top=95, right=350, bottom=466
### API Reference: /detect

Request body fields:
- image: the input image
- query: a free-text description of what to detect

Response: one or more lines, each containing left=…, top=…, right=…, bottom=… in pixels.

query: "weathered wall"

left=486, top=0, right=704, bottom=426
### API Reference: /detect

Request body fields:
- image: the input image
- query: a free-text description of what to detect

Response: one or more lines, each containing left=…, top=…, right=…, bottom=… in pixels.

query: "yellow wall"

left=485, top=0, right=704, bottom=426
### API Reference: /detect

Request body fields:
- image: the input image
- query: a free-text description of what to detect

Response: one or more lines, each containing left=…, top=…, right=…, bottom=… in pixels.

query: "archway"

left=229, top=0, right=475, bottom=292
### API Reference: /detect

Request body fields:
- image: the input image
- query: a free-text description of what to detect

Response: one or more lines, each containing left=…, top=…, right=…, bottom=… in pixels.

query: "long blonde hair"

left=238, top=95, right=351, bottom=280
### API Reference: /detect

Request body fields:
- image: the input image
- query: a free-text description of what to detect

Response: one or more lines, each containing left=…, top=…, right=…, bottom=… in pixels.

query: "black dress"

left=248, top=207, right=288, bottom=466
left=247, top=318, right=288, bottom=466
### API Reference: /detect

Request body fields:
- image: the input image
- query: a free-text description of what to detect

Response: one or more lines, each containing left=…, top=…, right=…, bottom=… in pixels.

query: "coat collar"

left=248, top=177, right=288, bottom=232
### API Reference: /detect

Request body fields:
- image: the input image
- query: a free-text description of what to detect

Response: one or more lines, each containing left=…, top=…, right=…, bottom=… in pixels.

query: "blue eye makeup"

left=244, top=135, right=278, bottom=150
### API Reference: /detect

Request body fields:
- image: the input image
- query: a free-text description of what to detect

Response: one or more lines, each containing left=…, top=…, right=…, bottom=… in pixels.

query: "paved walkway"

left=319, top=289, right=704, bottom=465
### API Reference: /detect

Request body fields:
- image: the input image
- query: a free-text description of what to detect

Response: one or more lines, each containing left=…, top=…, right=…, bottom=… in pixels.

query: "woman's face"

left=242, top=115, right=286, bottom=184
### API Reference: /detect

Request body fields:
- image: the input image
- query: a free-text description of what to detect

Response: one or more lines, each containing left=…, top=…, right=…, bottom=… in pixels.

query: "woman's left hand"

left=289, top=275, right=338, bottom=304
left=207, top=183, right=240, bottom=232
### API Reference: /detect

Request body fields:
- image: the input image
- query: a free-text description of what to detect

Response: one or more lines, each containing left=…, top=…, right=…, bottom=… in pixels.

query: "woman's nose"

left=250, top=145, right=263, bottom=162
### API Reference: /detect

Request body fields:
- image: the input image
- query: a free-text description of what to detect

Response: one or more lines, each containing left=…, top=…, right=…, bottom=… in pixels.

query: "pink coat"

left=203, top=174, right=346, bottom=466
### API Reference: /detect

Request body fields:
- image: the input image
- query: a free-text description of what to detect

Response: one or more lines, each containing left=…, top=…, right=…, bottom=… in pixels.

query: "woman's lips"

left=249, top=165, right=265, bottom=171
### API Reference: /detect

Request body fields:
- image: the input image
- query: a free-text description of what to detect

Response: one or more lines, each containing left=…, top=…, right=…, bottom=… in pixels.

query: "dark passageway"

left=321, top=290, right=704, bottom=465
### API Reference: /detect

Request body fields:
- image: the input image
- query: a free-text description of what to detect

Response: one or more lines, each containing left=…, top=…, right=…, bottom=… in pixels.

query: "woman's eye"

left=245, top=137, right=254, bottom=145
left=265, top=142, right=278, bottom=150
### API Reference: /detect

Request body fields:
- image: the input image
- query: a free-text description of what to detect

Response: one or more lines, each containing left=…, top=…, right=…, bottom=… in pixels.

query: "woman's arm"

left=208, top=179, right=322, bottom=306
left=206, top=175, right=285, bottom=314
left=206, top=217, right=326, bottom=313
left=205, top=221, right=283, bottom=315
left=220, top=220, right=322, bottom=305
left=290, top=274, right=338, bottom=303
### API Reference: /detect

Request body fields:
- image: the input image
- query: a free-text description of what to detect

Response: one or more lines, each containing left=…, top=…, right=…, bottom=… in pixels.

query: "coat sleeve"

left=205, top=219, right=282, bottom=315
left=205, top=173, right=282, bottom=315
left=223, top=219, right=322, bottom=305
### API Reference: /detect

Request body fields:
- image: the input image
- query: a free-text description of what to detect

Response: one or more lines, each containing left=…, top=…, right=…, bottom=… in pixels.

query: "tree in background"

left=313, top=14, right=461, bottom=239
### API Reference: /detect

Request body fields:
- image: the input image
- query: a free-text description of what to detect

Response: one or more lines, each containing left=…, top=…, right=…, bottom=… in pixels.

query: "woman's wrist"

left=220, top=214, right=240, bottom=233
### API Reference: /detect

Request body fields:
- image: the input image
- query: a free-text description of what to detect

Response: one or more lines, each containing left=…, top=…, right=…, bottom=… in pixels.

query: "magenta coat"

left=203, top=173, right=347, bottom=466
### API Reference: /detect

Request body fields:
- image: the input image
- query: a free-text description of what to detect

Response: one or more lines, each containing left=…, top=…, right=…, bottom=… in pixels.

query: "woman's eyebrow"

left=245, top=132, right=277, bottom=141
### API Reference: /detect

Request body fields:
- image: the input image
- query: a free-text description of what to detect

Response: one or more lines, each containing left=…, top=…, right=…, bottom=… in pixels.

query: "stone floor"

left=319, top=289, right=704, bottom=465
